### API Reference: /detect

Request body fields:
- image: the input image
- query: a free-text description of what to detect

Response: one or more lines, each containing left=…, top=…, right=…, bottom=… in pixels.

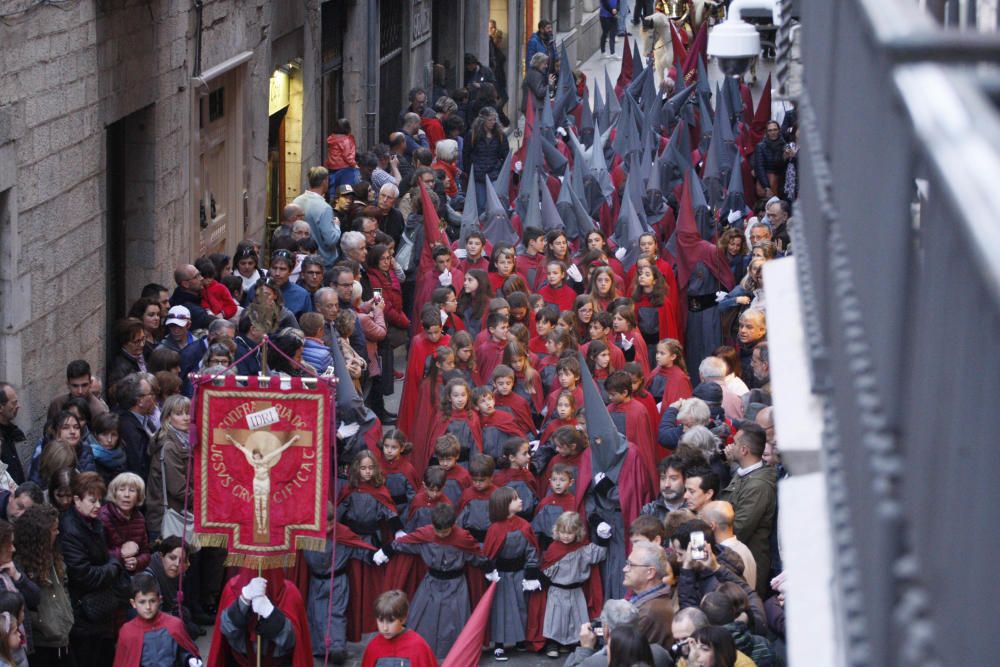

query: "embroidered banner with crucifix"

left=192, top=375, right=332, bottom=567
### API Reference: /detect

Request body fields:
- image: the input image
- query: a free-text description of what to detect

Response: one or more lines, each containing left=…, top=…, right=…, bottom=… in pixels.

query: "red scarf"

left=339, top=480, right=397, bottom=512
left=494, top=467, right=535, bottom=487
left=457, top=483, right=495, bottom=512
left=541, top=539, right=588, bottom=570
left=333, top=522, right=377, bottom=551
left=396, top=525, right=483, bottom=555
left=114, top=612, right=199, bottom=667
left=406, top=490, right=452, bottom=520
left=483, top=515, right=539, bottom=559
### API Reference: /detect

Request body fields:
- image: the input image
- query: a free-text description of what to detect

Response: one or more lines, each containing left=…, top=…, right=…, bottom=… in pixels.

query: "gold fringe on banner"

left=199, top=535, right=330, bottom=569
left=196, top=534, right=231, bottom=549
left=223, top=552, right=298, bottom=570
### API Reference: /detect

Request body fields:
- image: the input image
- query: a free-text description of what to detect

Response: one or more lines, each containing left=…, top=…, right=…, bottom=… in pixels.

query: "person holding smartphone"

left=566, top=599, right=674, bottom=667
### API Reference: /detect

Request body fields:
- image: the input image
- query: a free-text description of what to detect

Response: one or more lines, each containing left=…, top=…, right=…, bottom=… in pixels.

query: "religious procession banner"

left=192, top=374, right=333, bottom=567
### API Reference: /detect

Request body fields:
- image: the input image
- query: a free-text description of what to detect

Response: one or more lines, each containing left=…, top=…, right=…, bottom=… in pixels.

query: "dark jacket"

left=58, top=507, right=126, bottom=637
left=722, top=464, right=778, bottom=597
left=0, top=423, right=27, bottom=485
left=463, top=131, right=510, bottom=183
left=752, top=139, right=787, bottom=188
left=169, top=287, right=216, bottom=330
left=107, top=351, right=141, bottom=391
left=97, top=502, right=151, bottom=573
left=521, top=66, right=549, bottom=114
left=526, top=31, right=556, bottom=71
left=117, top=410, right=152, bottom=479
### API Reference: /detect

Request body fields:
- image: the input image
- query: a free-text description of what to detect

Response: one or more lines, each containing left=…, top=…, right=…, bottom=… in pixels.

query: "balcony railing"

left=794, top=0, right=1000, bottom=664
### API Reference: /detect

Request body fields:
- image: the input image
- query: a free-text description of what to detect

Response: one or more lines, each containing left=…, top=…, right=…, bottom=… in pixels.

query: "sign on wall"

left=412, top=0, right=431, bottom=47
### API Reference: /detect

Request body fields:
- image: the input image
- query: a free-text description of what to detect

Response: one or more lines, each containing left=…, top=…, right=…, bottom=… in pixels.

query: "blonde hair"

left=107, top=472, right=146, bottom=506
left=160, top=394, right=191, bottom=425
left=553, top=511, right=586, bottom=542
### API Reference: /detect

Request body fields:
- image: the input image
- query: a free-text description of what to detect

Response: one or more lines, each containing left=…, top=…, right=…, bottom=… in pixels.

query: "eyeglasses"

left=624, top=560, right=651, bottom=569
left=272, top=250, right=294, bottom=261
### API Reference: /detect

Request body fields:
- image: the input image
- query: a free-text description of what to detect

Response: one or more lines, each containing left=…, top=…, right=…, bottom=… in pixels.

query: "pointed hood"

left=418, top=181, right=446, bottom=246
left=751, top=73, right=772, bottom=145
left=612, top=92, right=643, bottom=159
left=631, top=37, right=645, bottom=80
left=696, top=55, right=712, bottom=107
left=688, top=167, right=716, bottom=241
left=720, top=151, right=751, bottom=226
left=483, top=177, right=520, bottom=247
left=540, top=132, right=569, bottom=176
left=590, top=83, right=604, bottom=147
left=458, top=165, right=481, bottom=247
left=556, top=176, right=596, bottom=243
left=698, top=89, right=715, bottom=158
left=626, top=60, right=650, bottom=102
left=604, top=67, right=621, bottom=123
left=612, top=180, right=649, bottom=271
left=577, top=351, right=626, bottom=473
left=580, top=84, right=595, bottom=143
left=492, top=150, right=513, bottom=207
left=589, top=117, right=615, bottom=201
left=538, top=96, right=556, bottom=135
left=674, top=172, right=735, bottom=290
left=553, top=41, right=578, bottom=122
left=682, top=22, right=709, bottom=78
left=515, top=129, right=544, bottom=219
left=669, top=21, right=688, bottom=73
left=660, top=81, right=697, bottom=131
left=539, top=174, right=564, bottom=232
left=520, top=171, right=543, bottom=232
left=615, top=32, right=633, bottom=98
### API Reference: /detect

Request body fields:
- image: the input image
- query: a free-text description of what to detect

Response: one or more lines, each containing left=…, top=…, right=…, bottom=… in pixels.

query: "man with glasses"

left=116, top=373, right=157, bottom=478
left=623, top=540, right=675, bottom=649
left=292, top=166, right=341, bottom=269
left=169, top=264, right=216, bottom=329
left=296, top=256, right=326, bottom=301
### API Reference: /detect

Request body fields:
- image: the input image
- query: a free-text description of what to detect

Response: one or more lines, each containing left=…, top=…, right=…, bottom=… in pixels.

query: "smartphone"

left=373, top=288, right=383, bottom=301
left=689, top=531, right=707, bottom=561
left=591, top=619, right=603, bottom=637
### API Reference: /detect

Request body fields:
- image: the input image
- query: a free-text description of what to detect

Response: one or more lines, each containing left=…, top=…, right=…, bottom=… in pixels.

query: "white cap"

left=165, top=305, right=192, bottom=327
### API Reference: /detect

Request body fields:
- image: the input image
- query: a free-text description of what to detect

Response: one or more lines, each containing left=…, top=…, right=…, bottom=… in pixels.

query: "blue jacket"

left=301, top=338, right=335, bottom=374
left=600, top=0, right=619, bottom=18
left=526, top=32, right=556, bottom=70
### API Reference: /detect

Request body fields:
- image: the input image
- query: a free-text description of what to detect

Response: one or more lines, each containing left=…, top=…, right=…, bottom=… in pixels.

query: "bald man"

left=272, top=204, right=305, bottom=245
left=699, top=501, right=757, bottom=588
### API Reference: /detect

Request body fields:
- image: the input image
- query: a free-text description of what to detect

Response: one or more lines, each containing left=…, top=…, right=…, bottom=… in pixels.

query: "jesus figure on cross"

left=227, top=434, right=300, bottom=535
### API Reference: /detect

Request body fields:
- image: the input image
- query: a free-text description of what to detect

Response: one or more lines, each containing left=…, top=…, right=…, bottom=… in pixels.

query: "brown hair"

left=374, top=589, right=409, bottom=621
left=72, top=471, right=107, bottom=501
left=348, top=450, right=385, bottom=487
left=488, top=486, right=518, bottom=523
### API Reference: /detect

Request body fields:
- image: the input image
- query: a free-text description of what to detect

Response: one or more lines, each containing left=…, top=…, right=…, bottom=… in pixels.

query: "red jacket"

left=201, top=279, right=237, bottom=319
left=325, top=132, right=357, bottom=170
left=98, top=502, right=152, bottom=572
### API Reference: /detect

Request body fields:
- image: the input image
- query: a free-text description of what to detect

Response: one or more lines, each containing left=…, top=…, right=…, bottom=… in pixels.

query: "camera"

left=707, top=0, right=780, bottom=77
left=590, top=619, right=603, bottom=637
left=668, top=638, right=691, bottom=660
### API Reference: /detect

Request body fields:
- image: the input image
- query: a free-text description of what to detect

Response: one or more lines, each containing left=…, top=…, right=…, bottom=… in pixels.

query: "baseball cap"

left=165, top=305, right=192, bottom=327
left=336, top=184, right=356, bottom=197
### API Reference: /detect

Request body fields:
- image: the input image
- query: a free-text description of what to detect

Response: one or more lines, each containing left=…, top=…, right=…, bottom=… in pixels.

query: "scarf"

left=90, top=441, right=127, bottom=469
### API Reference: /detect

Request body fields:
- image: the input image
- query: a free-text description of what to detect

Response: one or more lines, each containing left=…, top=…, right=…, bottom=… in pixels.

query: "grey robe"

left=303, top=539, right=370, bottom=656
left=489, top=529, right=540, bottom=646
left=542, top=543, right=607, bottom=645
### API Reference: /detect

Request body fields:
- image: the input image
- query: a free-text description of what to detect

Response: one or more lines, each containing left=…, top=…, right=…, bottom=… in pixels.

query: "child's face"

left=630, top=375, right=643, bottom=392
left=612, top=314, right=628, bottom=332
left=596, top=349, right=611, bottom=369
left=96, top=430, right=119, bottom=450
left=442, top=294, right=458, bottom=313
left=476, top=393, right=495, bottom=415
left=490, top=321, right=510, bottom=342
left=456, top=345, right=472, bottom=362
left=426, top=325, right=444, bottom=343
left=555, top=439, right=577, bottom=458
left=438, top=354, right=455, bottom=373
left=495, top=253, right=514, bottom=275
left=494, top=376, right=514, bottom=395
left=589, top=322, right=608, bottom=341
left=358, top=458, right=376, bottom=482
left=577, top=303, right=594, bottom=323
left=546, top=265, right=565, bottom=286
left=594, top=272, right=613, bottom=296
left=377, top=616, right=406, bottom=640
left=545, top=338, right=558, bottom=355
left=607, top=389, right=627, bottom=405
left=557, top=369, right=577, bottom=389
left=550, top=235, right=568, bottom=258
left=509, top=495, right=524, bottom=515
left=382, top=439, right=402, bottom=461
left=130, top=591, right=161, bottom=621
left=510, top=306, right=527, bottom=322
left=510, top=443, right=531, bottom=468
left=556, top=396, right=574, bottom=420
left=656, top=345, right=676, bottom=367
left=510, top=355, right=526, bottom=373
left=536, top=319, right=553, bottom=336
left=434, top=526, right=453, bottom=539
left=438, top=456, right=457, bottom=471
left=550, top=472, right=572, bottom=495
left=425, top=485, right=443, bottom=500
left=556, top=529, right=576, bottom=545
left=466, top=237, right=484, bottom=258
left=471, top=477, right=491, bottom=492
left=450, top=385, right=469, bottom=410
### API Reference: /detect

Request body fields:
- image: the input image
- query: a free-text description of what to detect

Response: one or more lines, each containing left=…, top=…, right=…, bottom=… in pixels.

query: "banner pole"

left=261, top=335, right=269, bottom=375
left=257, top=560, right=263, bottom=667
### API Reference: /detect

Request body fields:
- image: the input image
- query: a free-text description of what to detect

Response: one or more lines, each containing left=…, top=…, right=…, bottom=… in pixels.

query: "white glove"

left=715, top=290, right=729, bottom=302
left=394, top=530, right=407, bottom=540
left=594, top=472, right=607, bottom=486
left=728, top=209, right=743, bottom=224
left=620, top=334, right=633, bottom=351
left=596, top=522, right=612, bottom=539
left=522, top=579, right=542, bottom=591
left=614, top=246, right=627, bottom=260
left=566, top=263, right=583, bottom=282
left=556, top=126, right=568, bottom=137
left=241, top=577, right=267, bottom=602
left=529, top=439, right=541, bottom=453
left=514, top=160, right=524, bottom=174
left=373, top=549, right=389, bottom=566
left=438, top=269, right=452, bottom=286
left=454, top=248, right=468, bottom=259
left=485, top=569, right=501, bottom=583
left=188, top=659, right=203, bottom=667
left=251, top=595, right=274, bottom=618
left=337, top=422, right=360, bottom=439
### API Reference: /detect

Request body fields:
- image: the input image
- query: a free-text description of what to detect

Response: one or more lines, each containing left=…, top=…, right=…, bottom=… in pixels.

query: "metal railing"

left=792, top=0, right=1000, bottom=664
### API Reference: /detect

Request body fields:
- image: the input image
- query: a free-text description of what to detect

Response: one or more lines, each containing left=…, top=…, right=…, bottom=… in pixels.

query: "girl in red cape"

left=625, top=362, right=663, bottom=445
left=425, top=378, right=483, bottom=468
left=503, top=342, right=544, bottom=418
left=646, top=338, right=694, bottom=417
left=632, top=261, right=681, bottom=355
left=611, top=304, right=651, bottom=376
left=398, top=305, right=452, bottom=450
left=336, top=451, right=402, bottom=636
left=208, top=567, right=312, bottom=667
left=493, top=437, right=539, bottom=519
left=450, top=331, right=480, bottom=387
left=482, top=487, right=541, bottom=661
left=408, top=344, right=455, bottom=474
left=538, top=390, right=580, bottom=449
left=538, top=425, right=592, bottom=511
left=374, top=429, right=421, bottom=518
left=473, top=386, right=523, bottom=460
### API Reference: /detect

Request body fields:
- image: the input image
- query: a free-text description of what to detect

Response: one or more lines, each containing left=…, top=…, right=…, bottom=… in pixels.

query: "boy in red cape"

left=398, top=305, right=452, bottom=454
left=114, top=573, right=200, bottom=667
left=474, top=313, right=512, bottom=383
left=208, top=568, right=312, bottom=667
left=361, top=589, right=438, bottom=667
left=492, top=364, right=537, bottom=436
left=605, top=370, right=659, bottom=488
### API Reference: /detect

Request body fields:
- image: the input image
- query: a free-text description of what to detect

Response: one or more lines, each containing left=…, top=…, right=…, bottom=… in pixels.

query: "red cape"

left=538, top=417, right=578, bottom=448
left=338, top=480, right=398, bottom=513
left=363, top=629, right=439, bottom=667
left=441, top=582, right=497, bottom=667
left=582, top=339, right=626, bottom=371
left=537, top=283, right=578, bottom=312
left=427, top=410, right=484, bottom=459
left=617, top=330, right=651, bottom=375
left=207, top=571, right=312, bottom=667
left=494, top=466, right=536, bottom=490
left=379, top=456, right=421, bottom=497
left=539, top=449, right=592, bottom=513
left=609, top=400, right=658, bottom=489
left=515, top=253, right=547, bottom=291
left=483, top=515, right=539, bottom=559
left=524, top=540, right=604, bottom=651
left=480, top=409, right=523, bottom=438
left=397, top=524, right=483, bottom=554
left=475, top=337, right=509, bottom=385
left=114, top=612, right=199, bottom=667
left=456, top=484, right=496, bottom=513
left=406, top=489, right=453, bottom=520
left=410, top=375, right=444, bottom=475
left=543, top=385, right=583, bottom=423
left=399, top=332, right=452, bottom=441
left=634, top=292, right=681, bottom=344
left=646, top=365, right=693, bottom=414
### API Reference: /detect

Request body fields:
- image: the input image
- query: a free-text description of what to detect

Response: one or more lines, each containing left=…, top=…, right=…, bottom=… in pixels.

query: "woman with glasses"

left=107, top=318, right=148, bottom=389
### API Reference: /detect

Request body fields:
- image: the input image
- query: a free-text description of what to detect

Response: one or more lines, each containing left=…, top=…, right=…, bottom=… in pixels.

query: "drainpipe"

left=366, top=0, right=378, bottom=147
left=193, top=0, right=204, bottom=77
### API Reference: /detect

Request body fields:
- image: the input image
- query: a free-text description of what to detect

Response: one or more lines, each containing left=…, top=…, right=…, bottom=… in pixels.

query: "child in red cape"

left=474, top=313, right=512, bottom=383
left=646, top=338, right=694, bottom=416
left=409, top=345, right=455, bottom=474
left=114, top=573, right=200, bottom=667
left=605, top=371, right=659, bottom=489
left=493, top=361, right=539, bottom=434
left=361, top=590, right=438, bottom=667
left=208, top=568, right=312, bottom=667
left=611, top=305, right=651, bottom=376
left=493, top=437, right=539, bottom=519
left=398, top=306, right=452, bottom=447
left=373, top=429, right=421, bottom=518
left=425, top=378, right=483, bottom=468
left=473, top=386, right=523, bottom=460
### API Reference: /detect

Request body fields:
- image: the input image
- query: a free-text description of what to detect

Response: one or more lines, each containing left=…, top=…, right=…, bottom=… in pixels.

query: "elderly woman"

left=431, top=139, right=461, bottom=199
left=107, top=318, right=147, bottom=388
left=97, top=472, right=150, bottom=575
left=58, top=472, right=127, bottom=665
left=521, top=52, right=552, bottom=114
left=340, top=230, right=368, bottom=266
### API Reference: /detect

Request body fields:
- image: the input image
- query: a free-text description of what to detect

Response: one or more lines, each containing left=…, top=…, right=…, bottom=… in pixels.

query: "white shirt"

left=722, top=535, right=758, bottom=587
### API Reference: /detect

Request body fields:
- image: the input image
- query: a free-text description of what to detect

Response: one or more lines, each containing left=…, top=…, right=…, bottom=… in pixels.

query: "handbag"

left=159, top=443, right=199, bottom=551
left=77, top=566, right=130, bottom=622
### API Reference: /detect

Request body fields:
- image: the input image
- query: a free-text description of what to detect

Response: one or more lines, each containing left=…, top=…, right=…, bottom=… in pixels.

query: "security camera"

left=707, top=0, right=781, bottom=77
